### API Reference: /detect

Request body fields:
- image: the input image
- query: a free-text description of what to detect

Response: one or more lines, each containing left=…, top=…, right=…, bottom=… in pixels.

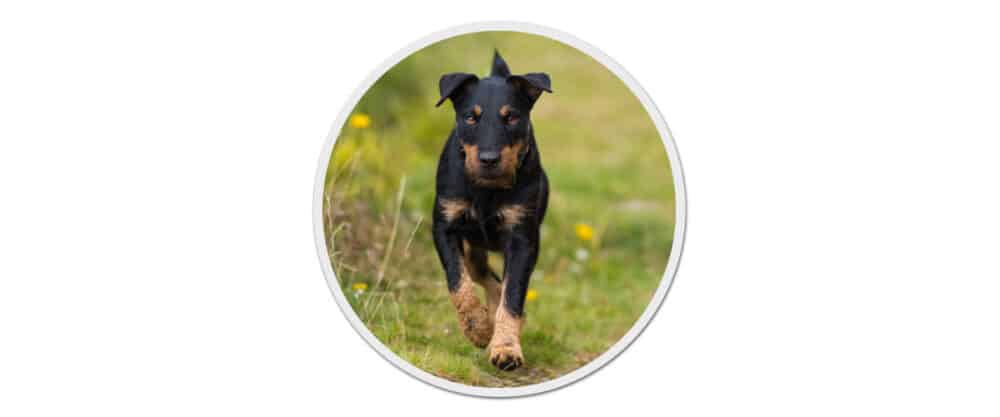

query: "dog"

left=432, top=51, right=551, bottom=371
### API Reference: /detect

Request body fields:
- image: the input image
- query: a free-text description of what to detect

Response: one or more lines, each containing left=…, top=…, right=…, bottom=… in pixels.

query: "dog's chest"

left=454, top=202, right=502, bottom=228
left=451, top=201, right=507, bottom=248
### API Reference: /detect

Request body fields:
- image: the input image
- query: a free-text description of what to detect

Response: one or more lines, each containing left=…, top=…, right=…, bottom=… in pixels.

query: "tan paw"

left=488, top=340, right=524, bottom=371
left=459, top=306, right=493, bottom=348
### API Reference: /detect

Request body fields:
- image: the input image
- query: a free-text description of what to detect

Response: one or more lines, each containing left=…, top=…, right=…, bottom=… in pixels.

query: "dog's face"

left=436, top=52, right=551, bottom=189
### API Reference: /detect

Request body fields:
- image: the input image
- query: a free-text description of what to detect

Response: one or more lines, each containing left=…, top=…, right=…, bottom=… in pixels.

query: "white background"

left=2, top=1, right=998, bottom=415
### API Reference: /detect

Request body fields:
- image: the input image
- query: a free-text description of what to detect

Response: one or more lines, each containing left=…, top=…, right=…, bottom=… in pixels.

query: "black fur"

left=432, top=52, right=551, bottom=319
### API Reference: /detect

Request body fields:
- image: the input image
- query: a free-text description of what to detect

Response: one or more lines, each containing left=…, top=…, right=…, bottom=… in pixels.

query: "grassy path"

left=323, top=31, right=675, bottom=387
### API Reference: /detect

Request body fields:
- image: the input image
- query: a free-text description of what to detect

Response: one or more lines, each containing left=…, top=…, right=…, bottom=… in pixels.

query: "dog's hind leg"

left=464, top=241, right=502, bottom=325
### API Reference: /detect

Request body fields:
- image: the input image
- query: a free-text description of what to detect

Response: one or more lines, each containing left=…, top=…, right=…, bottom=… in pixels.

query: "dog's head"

left=436, top=51, right=552, bottom=189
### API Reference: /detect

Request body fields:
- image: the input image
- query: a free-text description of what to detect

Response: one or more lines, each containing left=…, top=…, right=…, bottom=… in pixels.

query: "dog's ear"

left=508, top=72, right=552, bottom=103
left=436, top=73, right=479, bottom=107
left=491, top=50, right=512, bottom=78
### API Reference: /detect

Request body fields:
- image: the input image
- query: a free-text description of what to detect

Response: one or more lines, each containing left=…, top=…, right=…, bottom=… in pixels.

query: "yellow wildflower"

left=351, top=282, right=368, bottom=292
left=574, top=223, right=594, bottom=242
left=526, top=289, right=538, bottom=301
left=348, top=113, right=371, bottom=129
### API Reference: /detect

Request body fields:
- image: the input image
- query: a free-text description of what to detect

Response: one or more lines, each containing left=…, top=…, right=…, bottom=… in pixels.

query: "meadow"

left=322, top=31, right=676, bottom=387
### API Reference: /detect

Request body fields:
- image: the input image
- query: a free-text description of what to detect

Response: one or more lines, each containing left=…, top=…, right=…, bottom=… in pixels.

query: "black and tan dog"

left=432, top=52, right=551, bottom=371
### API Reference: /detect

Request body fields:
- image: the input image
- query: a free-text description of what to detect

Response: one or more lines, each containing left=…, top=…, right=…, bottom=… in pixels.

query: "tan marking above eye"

left=465, top=106, right=480, bottom=125
left=500, top=105, right=519, bottom=125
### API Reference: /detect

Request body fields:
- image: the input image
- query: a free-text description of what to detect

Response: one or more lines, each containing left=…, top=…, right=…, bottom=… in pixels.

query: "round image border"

left=313, top=21, right=687, bottom=398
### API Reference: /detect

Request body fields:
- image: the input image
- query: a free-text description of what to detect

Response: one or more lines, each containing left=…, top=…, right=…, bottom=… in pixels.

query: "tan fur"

left=499, top=104, right=511, bottom=117
left=488, top=284, right=525, bottom=370
left=466, top=141, right=526, bottom=189
left=481, top=279, right=502, bottom=320
left=462, top=241, right=502, bottom=319
left=462, top=143, right=481, bottom=176
left=449, top=262, right=493, bottom=348
left=500, top=141, right=525, bottom=175
left=439, top=198, right=469, bottom=222
left=499, top=204, right=528, bottom=229
left=473, top=104, right=482, bottom=116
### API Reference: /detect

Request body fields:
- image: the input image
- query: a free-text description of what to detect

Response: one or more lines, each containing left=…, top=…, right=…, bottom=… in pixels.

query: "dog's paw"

left=488, top=340, right=523, bottom=371
left=459, top=307, right=494, bottom=348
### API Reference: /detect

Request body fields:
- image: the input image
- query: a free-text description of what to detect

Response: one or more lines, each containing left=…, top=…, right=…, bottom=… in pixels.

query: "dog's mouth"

left=477, top=167, right=504, bottom=179
left=467, top=170, right=514, bottom=189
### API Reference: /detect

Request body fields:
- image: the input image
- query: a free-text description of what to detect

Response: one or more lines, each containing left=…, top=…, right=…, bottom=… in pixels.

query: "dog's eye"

left=506, top=115, right=520, bottom=125
left=464, top=115, right=477, bottom=125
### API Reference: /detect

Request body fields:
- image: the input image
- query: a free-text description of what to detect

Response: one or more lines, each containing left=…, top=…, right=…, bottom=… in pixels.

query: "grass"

left=323, top=31, right=675, bottom=387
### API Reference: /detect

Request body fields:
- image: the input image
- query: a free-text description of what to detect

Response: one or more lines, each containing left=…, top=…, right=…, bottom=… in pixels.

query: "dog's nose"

left=478, top=150, right=501, bottom=167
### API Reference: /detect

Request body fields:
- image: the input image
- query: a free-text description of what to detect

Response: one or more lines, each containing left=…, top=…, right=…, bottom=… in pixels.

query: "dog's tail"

left=491, top=49, right=511, bottom=78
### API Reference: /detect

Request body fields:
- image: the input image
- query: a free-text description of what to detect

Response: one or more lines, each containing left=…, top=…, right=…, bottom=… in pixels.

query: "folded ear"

left=508, top=72, right=553, bottom=103
left=436, top=73, right=479, bottom=107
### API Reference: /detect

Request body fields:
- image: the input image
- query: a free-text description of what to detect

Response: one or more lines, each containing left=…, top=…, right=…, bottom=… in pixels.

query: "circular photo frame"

left=314, top=21, right=686, bottom=397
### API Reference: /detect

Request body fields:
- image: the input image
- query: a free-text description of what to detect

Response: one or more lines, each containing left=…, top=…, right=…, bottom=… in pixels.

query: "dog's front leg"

left=489, top=222, right=539, bottom=371
left=432, top=221, right=493, bottom=348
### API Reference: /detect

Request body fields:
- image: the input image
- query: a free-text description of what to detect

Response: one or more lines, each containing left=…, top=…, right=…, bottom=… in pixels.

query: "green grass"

left=323, top=31, right=675, bottom=387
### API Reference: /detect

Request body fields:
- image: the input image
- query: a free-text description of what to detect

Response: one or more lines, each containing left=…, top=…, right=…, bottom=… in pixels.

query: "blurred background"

left=323, top=31, right=675, bottom=387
